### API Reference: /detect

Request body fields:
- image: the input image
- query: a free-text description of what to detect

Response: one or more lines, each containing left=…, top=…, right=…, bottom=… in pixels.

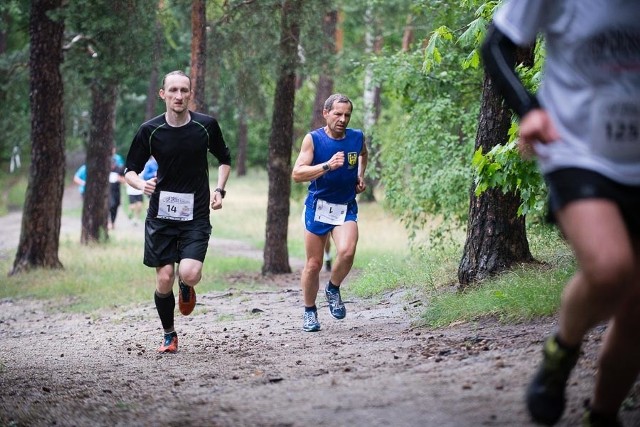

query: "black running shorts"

left=545, top=167, right=640, bottom=237
left=143, top=218, right=212, bottom=267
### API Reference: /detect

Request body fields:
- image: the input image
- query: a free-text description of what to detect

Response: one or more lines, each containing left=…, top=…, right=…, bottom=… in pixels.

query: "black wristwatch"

left=322, top=163, right=330, bottom=171
left=214, top=188, right=226, bottom=198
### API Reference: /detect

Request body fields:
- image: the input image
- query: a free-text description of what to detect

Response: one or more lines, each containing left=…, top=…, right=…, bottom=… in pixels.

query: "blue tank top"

left=305, top=127, right=364, bottom=207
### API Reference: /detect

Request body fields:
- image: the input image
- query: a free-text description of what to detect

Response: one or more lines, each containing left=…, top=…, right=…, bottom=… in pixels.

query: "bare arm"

left=124, top=170, right=156, bottom=196
left=292, top=134, right=344, bottom=183
left=356, top=137, right=369, bottom=194
left=210, top=163, right=231, bottom=210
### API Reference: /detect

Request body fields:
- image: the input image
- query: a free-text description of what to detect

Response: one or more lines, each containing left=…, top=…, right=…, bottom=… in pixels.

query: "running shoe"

left=325, top=283, right=346, bottom=319
left=157, top=331, right=178, bottom=353
left=302, top=310, right=321, bottom=332
left=178, top=281, right=196, bottom=315
left=526, top=335, right=580, bottom=425
left=582, top=405, right=623, bottom=427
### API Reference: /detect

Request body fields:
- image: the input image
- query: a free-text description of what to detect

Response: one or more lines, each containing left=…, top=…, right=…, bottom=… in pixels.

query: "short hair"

left=324, top=93, right=353, bottom=112
left=161, top=70, right=191, bottom=90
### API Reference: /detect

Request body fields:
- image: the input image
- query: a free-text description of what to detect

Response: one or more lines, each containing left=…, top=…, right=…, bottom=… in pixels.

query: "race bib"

left=590, top=96, right=640, bottom=163
left=314, top=199, right=347, bottom=226
left=157, top=191, right=194, bottom=221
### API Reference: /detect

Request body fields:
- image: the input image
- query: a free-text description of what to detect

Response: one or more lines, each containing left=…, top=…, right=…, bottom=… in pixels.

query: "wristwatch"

left=322, top=163, right=330, bottom=171
left=214, top=187, right=226, bottom=198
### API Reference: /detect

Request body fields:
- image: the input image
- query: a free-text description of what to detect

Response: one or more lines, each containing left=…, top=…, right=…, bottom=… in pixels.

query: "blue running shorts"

left=303, top=200, right=358, bottom=236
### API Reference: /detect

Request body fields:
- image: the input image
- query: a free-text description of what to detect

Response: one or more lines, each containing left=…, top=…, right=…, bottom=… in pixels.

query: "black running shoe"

left=526, top=335, right=580, bottom=425
left=582, top=404, right=623, bottom=427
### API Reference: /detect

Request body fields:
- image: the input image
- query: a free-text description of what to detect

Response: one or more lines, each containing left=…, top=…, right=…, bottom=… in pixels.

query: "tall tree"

left=144, top=0, right=165, bottom=121
left=309, top=9, right=337, bottom=131
left=64, top=0, right=157, bottom=243
left=11, top=0, right=65, bottom=274
left=80, top=81, right=117, bottom=244
left=262, top=0, right=303, bottom=275
left=360, top=2, right=383, bottom=202
left=457, top=46, right=536, bottom=286
left=189, top=0, right=206, bottom=112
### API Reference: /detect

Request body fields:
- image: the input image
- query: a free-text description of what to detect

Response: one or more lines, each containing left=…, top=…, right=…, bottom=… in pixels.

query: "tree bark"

left=145, top=0, right=164, bottom=121
left=360, top=5, right=382, bottom=202
left=262, top=0, right=302, bottom=275
left=11, top=0, right=65, bottom=275
left=189, top=0, right=207, bottom=113
left=236, top=109, right=248, bottom=177
left=81, top=82, right=117, bottom=244
left=457, top=46, right=536, bottom=287
left=309, top=9, right=337, bottom=131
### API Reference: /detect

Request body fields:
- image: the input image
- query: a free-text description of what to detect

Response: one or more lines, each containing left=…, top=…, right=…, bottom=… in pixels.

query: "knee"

left=157, top=269, right=175, bottom=284
left=336, top=247, right=356, bottom=264
left=583, top=253, right=635, bottom=300
left=304, top=258, right=323, bottom=275
left=180, top=268, right=202, bottom=285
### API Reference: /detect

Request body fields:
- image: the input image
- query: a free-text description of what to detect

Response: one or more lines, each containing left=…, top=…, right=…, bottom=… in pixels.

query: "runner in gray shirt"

left=482, top=1, right=640, bottom=425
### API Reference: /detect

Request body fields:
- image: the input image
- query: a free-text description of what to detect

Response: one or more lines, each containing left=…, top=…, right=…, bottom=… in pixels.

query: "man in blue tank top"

left=292, top=94, right=369, bottom=332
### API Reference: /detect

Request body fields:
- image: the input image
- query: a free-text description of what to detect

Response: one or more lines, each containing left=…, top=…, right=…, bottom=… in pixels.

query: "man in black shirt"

left=125, top=70, right=231, bottom=353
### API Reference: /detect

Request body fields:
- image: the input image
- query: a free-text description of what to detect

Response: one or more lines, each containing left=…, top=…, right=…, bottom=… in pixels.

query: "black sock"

left=305, top=305, right=317, bottom=313
left=327, top=281, right=340, bottom=292
left=155, top=290, right=175, bottom=331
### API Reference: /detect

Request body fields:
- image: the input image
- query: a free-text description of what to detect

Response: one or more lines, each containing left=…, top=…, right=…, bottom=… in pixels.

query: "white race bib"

left=590, top=95, right=640, bottom=163
left=157, top=191, right=194, bottom=221
left=314, top=199, right=347, bottom=226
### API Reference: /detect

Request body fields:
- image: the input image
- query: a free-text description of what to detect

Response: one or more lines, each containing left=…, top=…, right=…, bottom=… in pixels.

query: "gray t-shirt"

left=494, top=0, right=640, bottom=184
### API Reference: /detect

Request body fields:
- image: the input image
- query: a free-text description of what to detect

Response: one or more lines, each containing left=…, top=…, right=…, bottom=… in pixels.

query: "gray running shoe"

left=325, top=283, right=346, bottom=319
left=302, top=310, right=321, bottom=332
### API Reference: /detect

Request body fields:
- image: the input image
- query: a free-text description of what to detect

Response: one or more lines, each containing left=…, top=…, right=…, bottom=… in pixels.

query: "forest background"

left=0, top=0, right=570, bottom=324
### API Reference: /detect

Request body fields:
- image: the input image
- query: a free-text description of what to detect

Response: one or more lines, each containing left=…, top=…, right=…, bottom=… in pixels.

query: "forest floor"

left=0, top=187, right=639, bottom=427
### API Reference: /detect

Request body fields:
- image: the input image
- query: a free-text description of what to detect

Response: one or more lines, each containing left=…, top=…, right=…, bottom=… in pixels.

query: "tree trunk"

left=236, top=110, right=248, bottom=177
left=81, top=82, right=117, bottom=244
left=309, top=10, right=337, bottom=131
left=11, top=0, right=65, bottom=275
left=360, top=5, right=382, bottom=202
left=262, top=0, right=302, bottom=275
left=145, top=0, right=164, bottom=120
left=457, top=46, right=536, bottom=287
left=189, top=0, right=206, bottom=113
left=233, top=67, right=250, bottom=177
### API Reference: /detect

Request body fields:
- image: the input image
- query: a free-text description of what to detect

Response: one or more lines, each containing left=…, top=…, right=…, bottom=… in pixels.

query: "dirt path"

left=1, top=188, right=639, bottom=426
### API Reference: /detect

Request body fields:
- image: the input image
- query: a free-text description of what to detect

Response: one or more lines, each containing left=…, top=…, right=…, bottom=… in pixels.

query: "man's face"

left=323, top=101, right=352, bottom=136
left=159, top=74, right=191, bottom=114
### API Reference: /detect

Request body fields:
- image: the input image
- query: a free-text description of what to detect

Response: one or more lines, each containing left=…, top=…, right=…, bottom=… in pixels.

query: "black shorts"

left=128, top=194, right=143, bottom=204
left=545, top=168, right=640, bottom=237
left=143, top=218, right=212, bottom=267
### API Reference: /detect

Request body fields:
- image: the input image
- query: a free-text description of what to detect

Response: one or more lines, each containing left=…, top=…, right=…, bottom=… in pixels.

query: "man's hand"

left=210, top=191, right=223, bottom=210
left=143, top=177, right=157, bottom=196
left=518, top=109, right=560, bottom=158
left=355, top=176, right=366, bottom=194
left=326, top=151, right=345, bottom=171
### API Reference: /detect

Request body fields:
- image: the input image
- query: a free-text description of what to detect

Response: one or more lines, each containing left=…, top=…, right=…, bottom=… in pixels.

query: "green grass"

left=451, top=236, right=570, bottom=326
left=422, top=256, right=574, bottom=327
left=0, top=168, right=576, bottom=326
left=1, top=237, right=262, bottom=313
